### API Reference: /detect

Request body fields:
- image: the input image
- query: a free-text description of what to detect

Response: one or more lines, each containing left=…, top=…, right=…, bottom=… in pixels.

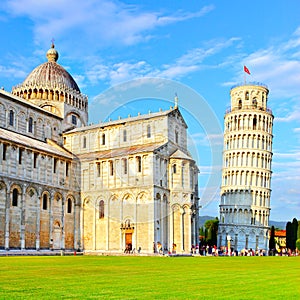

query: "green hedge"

left=296, top=239, right=300, bottom=251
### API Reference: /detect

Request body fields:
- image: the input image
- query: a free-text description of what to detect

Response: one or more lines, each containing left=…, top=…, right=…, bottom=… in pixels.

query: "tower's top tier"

left=229, top=82, right=269, bottom=112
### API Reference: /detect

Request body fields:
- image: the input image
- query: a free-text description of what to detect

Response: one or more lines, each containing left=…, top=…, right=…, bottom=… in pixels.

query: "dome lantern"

left=46, top=43, right=59, bottom=62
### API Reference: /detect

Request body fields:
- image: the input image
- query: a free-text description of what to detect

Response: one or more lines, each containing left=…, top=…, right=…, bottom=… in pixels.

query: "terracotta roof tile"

left=77, top=142, right=166, bottom=161
left=274, top=230, right=286, bottom=237
left=0, top=128, right=73, bottom=159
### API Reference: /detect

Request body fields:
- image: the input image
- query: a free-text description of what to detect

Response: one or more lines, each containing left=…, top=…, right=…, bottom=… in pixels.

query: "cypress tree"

left=286, top=222, right=292, bottom=250
left=298, top=221, right=300, bottom=240
left=291, top=218, right=298, bottom=250
left=269, top=226, right=275, bottom=253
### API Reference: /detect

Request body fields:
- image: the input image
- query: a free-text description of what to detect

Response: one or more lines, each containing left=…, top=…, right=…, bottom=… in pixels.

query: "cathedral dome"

left=12, top=43, right=88, bottom=127
left=20, top=43, right=80, bottom=92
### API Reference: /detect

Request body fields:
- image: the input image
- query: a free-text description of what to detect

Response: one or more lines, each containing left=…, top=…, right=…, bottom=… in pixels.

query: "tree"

left=204, top=218, right=219, bottom=246
left=286, top=218, right=298, bottom=251
left=286, top=222, right=292, bottom=250
left=269, top=226, right=275, bottom=253
left=199, top=227, right=205, bottom=245
left=298, top=221, right=300, bottom=240
left=296, top=239, right=300, bottom=252
left=291, top=218, right=298, bottom=251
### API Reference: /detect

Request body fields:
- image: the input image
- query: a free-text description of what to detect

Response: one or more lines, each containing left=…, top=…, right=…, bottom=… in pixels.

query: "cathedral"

left=0, top=44, right=199, bottom=254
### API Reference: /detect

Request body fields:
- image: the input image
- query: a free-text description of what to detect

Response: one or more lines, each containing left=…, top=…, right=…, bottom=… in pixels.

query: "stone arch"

left=122, top=193, right=133, bottom=202
left=52, top=219, right=62, bottom=250
left=0, top=180, right=7, bottom=192
left=39, top=189, right=51, bottom=249
left=108, top=194, right=121, bottom=224
left=0, top=102, right=6, bottom=126
left=53, top=220, right=61, bottom=228
left=83, top=196, right=91, bottom=208
left=98, top=200, right=105, bottom=219
left=23, top=185, right=39, bottom=249
left=51, top=120, right=60, bottom=140
left=66, top=197, right=72, bottom=214
left=40, top=190, right=51, bottom=210
left=17, top=111, right=26, bottom=132
left=10, top=184, right=22, bottom=207
left=65, top=194, right=75, bottom=250
left=8, top=106, right=16, bottom=127
left=171, top=203, right=181, bottom=212
left=0, top=181, right=7, bottom=247
left=122, top=193, right=134, bottom=225
left=137, top=191, right=149, bottom=203
left=9, top=184, right=22, bottom=248
left=82, top=196, right=93, bottom=250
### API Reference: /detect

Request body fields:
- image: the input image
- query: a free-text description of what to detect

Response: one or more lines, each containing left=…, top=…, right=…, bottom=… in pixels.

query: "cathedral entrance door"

left=125, top=233, right=132, bottom=251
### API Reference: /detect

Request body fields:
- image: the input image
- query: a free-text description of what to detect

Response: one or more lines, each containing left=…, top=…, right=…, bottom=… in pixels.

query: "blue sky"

left=0, top=0, right=299, bottom=221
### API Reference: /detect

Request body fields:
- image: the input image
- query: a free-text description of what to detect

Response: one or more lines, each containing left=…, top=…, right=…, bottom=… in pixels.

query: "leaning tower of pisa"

left=218, top=82, right=274, bottom=252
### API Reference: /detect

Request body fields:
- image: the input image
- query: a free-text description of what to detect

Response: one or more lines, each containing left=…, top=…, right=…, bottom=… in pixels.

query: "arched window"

left=97, top=163, right=101, bottom=177
left=66, top=162, right=70, bottom=177
left=2, top=144, right=7, bottom=161
left=42, top=194, right=48, bottom=210
left=123, top=129, right=127, bottom=142
left=253, top=98, right=257, bottom=108
left=147, top=125, right=151, bottom=138
left=18, top=148, right=23, bottom=164
left=253, top=117, right=257, bottom=130
left=53, top=158, right=58, bottom=173
left=238, top=100, right=242, bottom=109
left=173, top=164, right=177, bottom=174
left=72, top=115, right=77, bottom=125
left=28, top=117, right=33, bottom=133
left=109, top=160, right=114, bottom=176
left=12, top=188, right=18, bottom=206
left=123, top=158, right=128, bottom=174
left=9, top=110, right=14, bottom=126
left=99, top=200, right=104, bottom=219
left=102, top=133, right=106, bottom=145
left=83, top=136, right=87, bottom=148
left=245, top=91, right=249, bottom=100
left=67, top=198, right=72, bottom=214
left=136, top=156, right=142, bottom=172
left=175, top=130, right=179, bottom=143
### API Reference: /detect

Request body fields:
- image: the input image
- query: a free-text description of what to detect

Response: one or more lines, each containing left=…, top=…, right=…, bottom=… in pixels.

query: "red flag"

left=244, top=65, right=251, bottom=75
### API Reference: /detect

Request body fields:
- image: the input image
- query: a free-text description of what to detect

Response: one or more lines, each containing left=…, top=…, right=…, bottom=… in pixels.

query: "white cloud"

left=157, top=38, right=240, bottom=80
left=0, top=65, right=27, bottom=81
left=109, top=61, right=152, bottom=85
left=85, top=37, right=241, bottom=86
left=241, top=27, right=300, bottom=99
left=273, top=150, right=300, bottom=160
left=189, top=132, right=223, bottom=147
left=275, top=104, right=300, bottom=122
left=5, top=0, right=214, bottom=47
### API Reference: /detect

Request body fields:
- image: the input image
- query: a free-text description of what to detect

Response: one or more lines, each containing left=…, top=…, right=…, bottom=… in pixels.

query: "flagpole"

left=243, top=66, right=251, bottom=85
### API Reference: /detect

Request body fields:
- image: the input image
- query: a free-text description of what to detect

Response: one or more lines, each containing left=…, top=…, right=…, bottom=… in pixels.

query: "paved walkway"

left=0, top=250, right=81, bottom=256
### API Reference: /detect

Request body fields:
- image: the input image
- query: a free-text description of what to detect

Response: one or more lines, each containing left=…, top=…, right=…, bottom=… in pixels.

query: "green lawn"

left=0, top=255, right=299, bottom=299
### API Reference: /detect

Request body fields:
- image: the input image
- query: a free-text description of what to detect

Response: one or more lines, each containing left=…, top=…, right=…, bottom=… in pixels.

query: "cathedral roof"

left=15, top=43, right=80, bottom=93
left=170, top=149, right=193, bottom=160
left=77, top=142, right=166, bottom=161
left=65, top=107, right=187, bottom=134
left=0, top=127, right=73, bottom=159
